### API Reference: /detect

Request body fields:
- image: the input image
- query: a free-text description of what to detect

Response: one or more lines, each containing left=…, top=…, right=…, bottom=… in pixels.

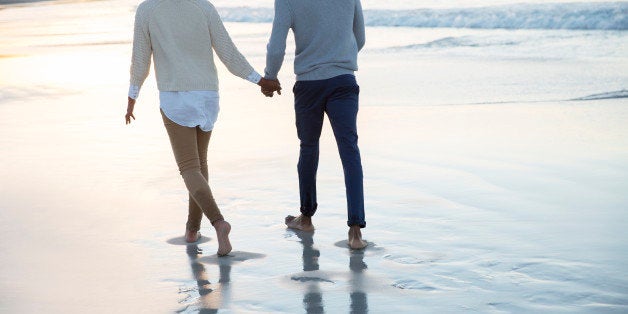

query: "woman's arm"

left=206, top=4, right=257, bottom=81
left=125, top=97, right=136, bottom=124
left=126, top=5, right=152, bottom=124
left=205, top=4, right=281, bottom=95
left=129, top=5, right=152, bottom=90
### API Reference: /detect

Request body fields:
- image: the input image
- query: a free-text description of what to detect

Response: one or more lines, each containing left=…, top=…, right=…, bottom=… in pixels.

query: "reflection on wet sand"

left=292, top=231, right=369, bottom=313
left=181, top=244, right=231, bottom=313
left=294, top=231, right=325, bottom=313
left=180, top=246, right=265, bottom=312
left=349, top=250, right=368, bottom=313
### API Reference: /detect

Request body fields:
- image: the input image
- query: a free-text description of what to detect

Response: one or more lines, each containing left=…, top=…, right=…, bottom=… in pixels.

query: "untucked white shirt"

left=160, top=91, right=220, bottom=132
left=128, top=72, right=261, bottom=132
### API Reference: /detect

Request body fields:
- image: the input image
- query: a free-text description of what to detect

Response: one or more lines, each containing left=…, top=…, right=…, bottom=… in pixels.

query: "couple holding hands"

left=125, top=0, right=367, bottom=255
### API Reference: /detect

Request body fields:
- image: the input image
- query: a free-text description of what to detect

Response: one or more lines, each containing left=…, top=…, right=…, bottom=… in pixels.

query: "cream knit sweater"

left=130, top=0, right=256, bottom=91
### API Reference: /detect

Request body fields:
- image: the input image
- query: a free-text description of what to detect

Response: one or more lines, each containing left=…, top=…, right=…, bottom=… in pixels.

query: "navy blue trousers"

left=293, top=74, right=365, bottom=228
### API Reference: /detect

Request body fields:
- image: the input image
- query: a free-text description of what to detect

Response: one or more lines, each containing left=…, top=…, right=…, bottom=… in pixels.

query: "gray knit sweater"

left=264, top=0, right=365, bottom=81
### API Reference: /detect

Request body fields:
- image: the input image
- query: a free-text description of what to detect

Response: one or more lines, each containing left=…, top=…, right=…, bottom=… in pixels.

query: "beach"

left=1, top=0, right=628, bottom=312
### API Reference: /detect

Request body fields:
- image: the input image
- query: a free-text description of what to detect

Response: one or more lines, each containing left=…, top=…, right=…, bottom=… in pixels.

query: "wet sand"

left=1, top=0, right=628, bottom=312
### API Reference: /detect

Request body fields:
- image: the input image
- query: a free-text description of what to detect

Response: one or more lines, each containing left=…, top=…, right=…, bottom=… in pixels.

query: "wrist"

left=248, top=71, right=262, bottom=85
left=128, top=85, right=140, bottom=99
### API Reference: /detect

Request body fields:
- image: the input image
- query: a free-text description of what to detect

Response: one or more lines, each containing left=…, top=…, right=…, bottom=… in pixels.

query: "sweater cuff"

left=128, top=85, right=140, bottom=99
left=247, top=71, right=262, bottom=84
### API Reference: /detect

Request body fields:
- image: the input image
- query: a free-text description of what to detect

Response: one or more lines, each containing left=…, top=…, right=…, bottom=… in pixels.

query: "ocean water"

left=2, top=0, right=625, bottom=104
left=216, top=1, right=628, bottom=30
left=1, top=0, right=627, bottom=313
left=204, top=0, right=628, bottom=107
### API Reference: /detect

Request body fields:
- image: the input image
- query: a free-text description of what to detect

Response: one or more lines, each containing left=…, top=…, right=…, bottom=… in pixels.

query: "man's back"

left=268, top=0, right=368, bottom=247
left=265, top=0, right=365, bottom=81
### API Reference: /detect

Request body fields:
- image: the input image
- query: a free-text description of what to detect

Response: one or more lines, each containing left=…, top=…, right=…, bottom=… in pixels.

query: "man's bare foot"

left=348, top=225, right=367, bottom=249
left=185, top=229, right=201, bottom=243
left=285, top=214, right=314, bottom=232
left=213, top=220, right=232, bottom=256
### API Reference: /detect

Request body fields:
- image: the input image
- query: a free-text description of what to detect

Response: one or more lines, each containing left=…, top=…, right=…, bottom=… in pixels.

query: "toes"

left=285, top=215, right=296, bottom=224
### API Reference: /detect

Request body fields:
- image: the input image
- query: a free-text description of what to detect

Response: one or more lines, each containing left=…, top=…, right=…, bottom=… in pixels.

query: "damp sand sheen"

left=1, top=0, right=627, bottom=312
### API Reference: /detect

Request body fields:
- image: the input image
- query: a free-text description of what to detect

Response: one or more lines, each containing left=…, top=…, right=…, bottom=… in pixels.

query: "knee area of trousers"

left=180, top=167, right=203, bottom=178
left=179, top=159, right=201, bottom=176
left=300, top=146, right=319, bottom=154
left=177, top=158, right=201, bottom=174
left=338, top=143, right=360, bottom=154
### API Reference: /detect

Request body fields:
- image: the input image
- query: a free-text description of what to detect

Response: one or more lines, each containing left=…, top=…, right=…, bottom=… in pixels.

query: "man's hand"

left=258, top=77, right=282, bottom=97
left=125, top=97, right=136, bottom=124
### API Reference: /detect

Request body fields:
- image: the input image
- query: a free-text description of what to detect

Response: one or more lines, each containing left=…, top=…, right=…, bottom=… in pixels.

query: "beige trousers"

left=161, top=110, right=223, bottom=229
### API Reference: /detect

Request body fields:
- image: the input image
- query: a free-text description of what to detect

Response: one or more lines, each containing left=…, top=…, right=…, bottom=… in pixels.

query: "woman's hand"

left=125, top=97, right=136, bottom=124
left=258, top=77, right=281, bottom=97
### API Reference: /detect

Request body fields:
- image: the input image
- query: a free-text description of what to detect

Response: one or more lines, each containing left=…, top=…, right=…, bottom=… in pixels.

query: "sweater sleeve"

left=129, top=5, right=152, bottom=88
left=353, top=0, right=366, bottom=51
left=206, top=4, right=257, bottom=82
left=264, top=0, right=292, bottom=80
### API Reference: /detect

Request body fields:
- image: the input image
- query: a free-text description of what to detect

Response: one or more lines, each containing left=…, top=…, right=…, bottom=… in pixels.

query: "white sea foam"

left=217, top=2, right=628, bottom=30
left=573, top=90, right=628, bottom=100
left=1, top=0, right=627, bottom=313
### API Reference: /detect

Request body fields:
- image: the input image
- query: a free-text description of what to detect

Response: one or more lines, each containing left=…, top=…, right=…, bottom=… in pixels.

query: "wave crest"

left=573, top=90, right=628, bottom=101
left=217, top=2, right=628, bottom=30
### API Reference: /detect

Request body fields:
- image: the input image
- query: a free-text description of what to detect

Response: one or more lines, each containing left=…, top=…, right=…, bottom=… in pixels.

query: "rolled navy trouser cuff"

left=300, top=204, right=317, bottom=217
left=347, top=221, right=366, bottom=228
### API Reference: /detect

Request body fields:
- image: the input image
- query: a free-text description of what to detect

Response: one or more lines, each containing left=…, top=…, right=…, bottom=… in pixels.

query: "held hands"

left=125, top=97, right=136, bottom=124
left=258, top=77, right=282, bottom=97
left=125, top=77, right=278, bottom=125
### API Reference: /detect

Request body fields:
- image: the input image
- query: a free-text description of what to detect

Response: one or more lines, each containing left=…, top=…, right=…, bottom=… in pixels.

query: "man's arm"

left=353, top=0, right=366, bottom=51
left=264, top=0, right=292, bottom=80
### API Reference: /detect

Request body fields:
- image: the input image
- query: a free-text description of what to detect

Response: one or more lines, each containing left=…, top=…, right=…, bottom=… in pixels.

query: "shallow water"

left=1, top=0, right=627, bottom=313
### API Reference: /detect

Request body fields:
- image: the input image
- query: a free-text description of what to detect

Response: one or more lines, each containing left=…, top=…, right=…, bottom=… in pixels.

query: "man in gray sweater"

left=264, top=0, right=367, bottom=249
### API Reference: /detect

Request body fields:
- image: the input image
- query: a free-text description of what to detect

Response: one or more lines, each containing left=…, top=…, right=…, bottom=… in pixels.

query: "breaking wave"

left=217, top=2, right=628, bottom=30
left=573, top=90, right=628, bottom=100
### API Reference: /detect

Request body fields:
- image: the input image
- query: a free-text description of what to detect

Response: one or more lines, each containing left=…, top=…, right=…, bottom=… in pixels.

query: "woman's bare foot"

left=285, top=214, right=314, bottom=232
left=348, top=225, right=367, bottom=249
left=185, top=230, right=201, bottom=243
left=213, top=220, right=232, bottom=256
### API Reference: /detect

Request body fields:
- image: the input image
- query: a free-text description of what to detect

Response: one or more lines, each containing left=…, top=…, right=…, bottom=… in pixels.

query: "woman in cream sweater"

left=125, top=0, right=280, bottom=256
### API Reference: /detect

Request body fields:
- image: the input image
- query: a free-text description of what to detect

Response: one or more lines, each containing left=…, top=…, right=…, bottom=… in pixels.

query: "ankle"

left=301, top=215, right=312, bottom=224
left=349, top=225, right=362, bottom=235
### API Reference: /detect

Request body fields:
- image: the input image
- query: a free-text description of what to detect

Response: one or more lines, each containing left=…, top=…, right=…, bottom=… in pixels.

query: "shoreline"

left=0, top=0, right=53, bottom=5
left=1, top=0, right=627, bottom=312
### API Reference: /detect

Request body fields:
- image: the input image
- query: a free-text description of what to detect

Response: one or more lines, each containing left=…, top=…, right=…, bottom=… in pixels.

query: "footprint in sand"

left=383, top=252, right=445, bottom=265
left=198, top=251, right=266, bottom=265
left=166, top=235, right=211, bottom=245
left=392, top=279, right=437, bottom=291
left=290, top=276, right=335, bottom=284
left=333, top=240, right=385, bottom=253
